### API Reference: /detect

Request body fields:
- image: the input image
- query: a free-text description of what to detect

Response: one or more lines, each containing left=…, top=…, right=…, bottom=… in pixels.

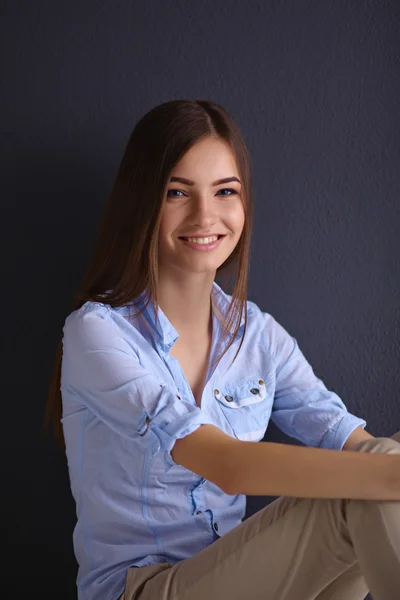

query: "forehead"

left=172, top=138, right=239, bottom=178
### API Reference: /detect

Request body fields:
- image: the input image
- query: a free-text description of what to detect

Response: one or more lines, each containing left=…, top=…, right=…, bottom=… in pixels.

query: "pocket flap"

left=214, top=378, right=268, bottom=408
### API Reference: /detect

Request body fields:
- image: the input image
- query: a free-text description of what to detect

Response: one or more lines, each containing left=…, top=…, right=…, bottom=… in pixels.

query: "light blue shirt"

left=61, top=281, right=367, bottom=600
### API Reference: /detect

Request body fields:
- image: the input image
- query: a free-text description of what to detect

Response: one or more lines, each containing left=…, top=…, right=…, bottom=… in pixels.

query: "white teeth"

left=184, top=236, right=219, bottom=244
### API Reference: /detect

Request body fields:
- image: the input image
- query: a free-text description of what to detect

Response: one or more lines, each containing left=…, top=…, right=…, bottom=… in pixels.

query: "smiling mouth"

left=178, top=235, right=225, bottom=240
left=177, top=235, right=226, bottom=251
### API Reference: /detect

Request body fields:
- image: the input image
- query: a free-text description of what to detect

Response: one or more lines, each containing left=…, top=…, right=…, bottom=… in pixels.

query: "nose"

left=188, top=194, right=219, bottom=229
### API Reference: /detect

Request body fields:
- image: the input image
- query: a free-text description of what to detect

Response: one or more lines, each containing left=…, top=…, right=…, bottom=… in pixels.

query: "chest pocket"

left=214, top=377, right=272, bottom=442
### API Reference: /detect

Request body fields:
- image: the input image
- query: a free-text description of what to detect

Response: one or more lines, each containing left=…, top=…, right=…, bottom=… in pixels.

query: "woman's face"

left=158, top=136, right=245, bottom=277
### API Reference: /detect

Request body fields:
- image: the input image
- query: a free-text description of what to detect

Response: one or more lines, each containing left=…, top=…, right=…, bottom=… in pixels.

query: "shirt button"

left=258, top=379, right=265, bottom=386
left=213, top=522, right=219, bottom=532
left=250, top=388, right=259, bottom=395
left=224, top=395, right=233, bottom=402
left=196, top=510, right=202, bottom=515
left=138, top=416, right=150, bottom=436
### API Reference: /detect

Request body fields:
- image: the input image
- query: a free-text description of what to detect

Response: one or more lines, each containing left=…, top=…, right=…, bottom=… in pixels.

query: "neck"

left=156, top=271, right=215, bottom=339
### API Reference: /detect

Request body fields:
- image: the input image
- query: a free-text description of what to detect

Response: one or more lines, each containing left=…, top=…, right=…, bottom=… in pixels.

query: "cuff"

left=320, top=413, right=367, bottom=450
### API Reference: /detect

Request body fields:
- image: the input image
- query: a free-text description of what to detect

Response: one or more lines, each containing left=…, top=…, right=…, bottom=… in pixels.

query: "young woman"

left=46, top=99, right=400, bottom=600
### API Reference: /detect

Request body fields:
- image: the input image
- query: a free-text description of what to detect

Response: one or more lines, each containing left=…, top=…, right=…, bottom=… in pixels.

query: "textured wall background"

left=2, top=1, right=399, bottom=598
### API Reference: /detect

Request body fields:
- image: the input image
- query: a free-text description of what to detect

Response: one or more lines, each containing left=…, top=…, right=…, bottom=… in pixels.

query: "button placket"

left=138, top=415, right=150, bottom=436
left=164, top=353, right=194, bottom=407
left=192, top=477, right=206, bottom=519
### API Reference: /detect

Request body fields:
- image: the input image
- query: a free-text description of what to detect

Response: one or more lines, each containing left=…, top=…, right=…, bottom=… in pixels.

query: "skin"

left=157, top=135, right=245, bottom=341
left=342, top=425, right=375, bottom=450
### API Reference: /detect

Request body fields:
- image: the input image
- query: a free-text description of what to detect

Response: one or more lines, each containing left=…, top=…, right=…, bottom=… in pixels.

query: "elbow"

left=208, top=457, right=237, bottom=495
left=220, top=447, right=242, bottom=496
left=221, top=471, right=238, bottom=496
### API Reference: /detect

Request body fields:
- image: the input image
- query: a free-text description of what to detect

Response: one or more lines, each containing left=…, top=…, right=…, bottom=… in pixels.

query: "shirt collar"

left=132, top=281, right=246, bottom=351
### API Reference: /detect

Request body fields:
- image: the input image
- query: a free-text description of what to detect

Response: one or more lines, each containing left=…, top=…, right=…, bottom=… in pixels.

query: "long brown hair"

left=45, top=99, right=254, bottom=446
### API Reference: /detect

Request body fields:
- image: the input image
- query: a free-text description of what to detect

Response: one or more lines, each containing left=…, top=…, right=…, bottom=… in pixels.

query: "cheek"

left=231, top=205, right=245, bottom=233
left=158, top=211, right=175, bottom=238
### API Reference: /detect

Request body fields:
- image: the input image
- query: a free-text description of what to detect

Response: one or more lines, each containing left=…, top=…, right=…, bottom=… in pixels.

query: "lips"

left=178, top=235, right=224, bottom=240
left=178, top=235, right=226, bottom=251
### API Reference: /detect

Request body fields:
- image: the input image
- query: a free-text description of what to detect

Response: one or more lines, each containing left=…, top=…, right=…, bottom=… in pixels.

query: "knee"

left=391, top=430, right=400, bottom=444
left=348, top=431, right=400, bottom=455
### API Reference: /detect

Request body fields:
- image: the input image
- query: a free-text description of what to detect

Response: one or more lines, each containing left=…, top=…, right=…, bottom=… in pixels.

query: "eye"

left=167, top=189, right=185, bottom=198
left=166, top=188, right=238, bottom=198
left=217, top=188, right=237, bottom=196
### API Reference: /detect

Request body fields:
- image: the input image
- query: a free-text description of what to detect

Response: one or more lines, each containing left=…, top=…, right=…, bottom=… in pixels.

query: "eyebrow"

left=169, top=176, right=241, bottom=186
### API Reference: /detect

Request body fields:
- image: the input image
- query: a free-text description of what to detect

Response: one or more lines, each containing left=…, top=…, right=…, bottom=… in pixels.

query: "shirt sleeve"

left=262, top=313, right=367, bottom=450
left=60, top=304, right=215, bottom=458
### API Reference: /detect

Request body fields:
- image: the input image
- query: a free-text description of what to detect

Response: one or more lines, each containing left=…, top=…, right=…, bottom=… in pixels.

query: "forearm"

left=342, top=426, right=375, bottom=451
left=227, top=439, right=400, bottom=501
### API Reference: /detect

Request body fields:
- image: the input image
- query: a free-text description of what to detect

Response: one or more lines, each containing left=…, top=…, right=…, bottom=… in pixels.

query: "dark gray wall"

left=2, top=2, right=399, bottom=598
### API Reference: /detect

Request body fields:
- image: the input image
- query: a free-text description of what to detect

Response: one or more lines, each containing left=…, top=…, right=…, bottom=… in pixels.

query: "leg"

left=344, top=430, right=400, bottom=600
left=315, top=429, right=400, bottom=600
left=313, top=561, right=368, bottom=600
left=121, top=431, right=400, bottom=600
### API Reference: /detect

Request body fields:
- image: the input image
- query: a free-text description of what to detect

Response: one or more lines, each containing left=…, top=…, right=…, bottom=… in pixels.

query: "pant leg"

left=120, top=431, right=400, bottom=600
left=314, top=429, right=400, bottom=600
left=344, top=430, right=400, bottom=600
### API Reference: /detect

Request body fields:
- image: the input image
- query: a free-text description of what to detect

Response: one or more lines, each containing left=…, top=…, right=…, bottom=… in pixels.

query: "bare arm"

left=171, top=424, right=239, bottom=492
left=171, top=425, right=400, bottom=501
left=226, top=438, right=400, bottom=501
left=342, top=426, right=375, bottom=450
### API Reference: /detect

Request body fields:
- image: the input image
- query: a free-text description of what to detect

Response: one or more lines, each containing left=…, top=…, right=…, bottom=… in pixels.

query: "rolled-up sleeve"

left=60, top=306, right=215, bottom=456
left=263, top=313, right=367, bottom=450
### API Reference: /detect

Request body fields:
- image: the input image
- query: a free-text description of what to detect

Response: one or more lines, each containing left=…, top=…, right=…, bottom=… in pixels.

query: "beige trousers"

left=120, top=431, right=400, bottom=600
